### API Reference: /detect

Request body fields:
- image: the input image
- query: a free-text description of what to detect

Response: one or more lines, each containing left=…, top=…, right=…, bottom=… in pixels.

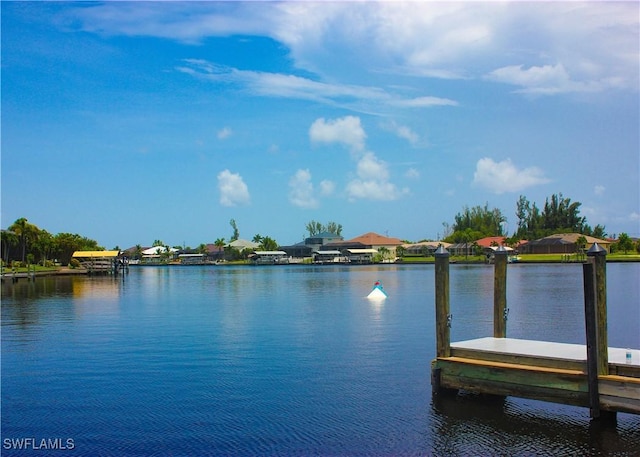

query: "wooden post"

left=493, top=245, right=508, bottom=338
left=435, top=245, right=451, bottom=358
left=587, top=243, right=608, bottom=375
left=583, top=260, right=600, bottom=418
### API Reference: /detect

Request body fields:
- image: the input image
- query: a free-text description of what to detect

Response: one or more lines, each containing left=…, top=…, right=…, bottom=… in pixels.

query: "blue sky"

left=2, top=1, right=638, bottom=249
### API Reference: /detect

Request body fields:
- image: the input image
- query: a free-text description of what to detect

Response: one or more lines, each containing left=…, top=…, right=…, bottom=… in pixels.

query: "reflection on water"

left=2, top=263, right=639, bottom=455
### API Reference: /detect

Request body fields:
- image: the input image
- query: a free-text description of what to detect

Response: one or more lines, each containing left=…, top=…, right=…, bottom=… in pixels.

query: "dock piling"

left=587, top=243, right=608, bottom=376
left=583, top=260, right=600, bottom=418
left=435, top=246, right=451, bottom=359
left=493, top=246, right=508, bottom=338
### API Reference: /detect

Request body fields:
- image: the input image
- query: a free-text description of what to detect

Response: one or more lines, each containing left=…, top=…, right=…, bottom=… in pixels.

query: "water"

left=2, top=263, right=639, bottom=456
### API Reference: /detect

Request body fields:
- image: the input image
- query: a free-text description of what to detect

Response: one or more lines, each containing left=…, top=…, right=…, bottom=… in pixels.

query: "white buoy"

left=367, top=281, right=388, bottom=300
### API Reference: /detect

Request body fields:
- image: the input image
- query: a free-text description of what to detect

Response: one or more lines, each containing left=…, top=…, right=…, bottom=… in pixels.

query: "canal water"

left=2, top=263, right=639, bottom=456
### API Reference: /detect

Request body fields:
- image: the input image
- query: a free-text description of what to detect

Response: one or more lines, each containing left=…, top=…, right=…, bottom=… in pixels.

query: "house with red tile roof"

left=348, top=232, right=403, bottom=246
left=344, top=232, right=404, bottom=260
left=475, top=236, right=507, bottom=249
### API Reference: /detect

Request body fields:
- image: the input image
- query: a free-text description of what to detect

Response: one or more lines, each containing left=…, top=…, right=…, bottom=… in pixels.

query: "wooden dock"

left=431, top=245, right=640, bottom=420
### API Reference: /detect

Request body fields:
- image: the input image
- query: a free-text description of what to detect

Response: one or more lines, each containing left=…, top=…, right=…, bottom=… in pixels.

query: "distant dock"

left=431, top=245, right=640, bottom=421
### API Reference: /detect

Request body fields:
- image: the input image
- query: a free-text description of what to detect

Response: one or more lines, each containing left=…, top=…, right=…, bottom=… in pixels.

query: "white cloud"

left=392, top=96, right=458, bottom=108
left=485, top=63, right=604, bottom=95
left=67, top=2, right=639, bottom=94
left=472, top=157, right=550, bottom=194
left=405, top=168, right=420, bottom=179
left=217, top=127, right=232, bottom=139
left=288, top=169, right=318, bottom=209
left=383, top=121, right=419, bottom=146
left=308, top=117, right=409, bottom=202
left=176, top=60, right=458, bottom=114
left=309, top=116, right=366, bottom=152
left=356, top=152, right=388, bottom=181
left=594, top=185, right=606, bottom=196
left=217, top=169, right=250, bottom=206
left=630, top=212, right=640, bottom=222
left=319, top=179, right=335, bottom=196
left=346, top=152, right=409, bottom=201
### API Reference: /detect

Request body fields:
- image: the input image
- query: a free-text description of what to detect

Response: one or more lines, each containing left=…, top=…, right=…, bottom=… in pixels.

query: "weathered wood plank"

left=436, top=357, right=589, bottom=407
left=599, top=395, right=640, bottom=414
left=450, top=347, right=586, bottom=371
left=599, top=376, right=640, bottom=400
left=439, top=373, right=590, bottom=407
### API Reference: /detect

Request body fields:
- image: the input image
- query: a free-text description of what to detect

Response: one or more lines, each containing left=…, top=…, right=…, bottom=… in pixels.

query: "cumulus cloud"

left=217, top=127, right=232, bottom=139
left=288, top=169, right=318, bottom=209
left=319, top=179, right=335, bottom=196
left=308, top=116, right=410, bottom=202
left=346, top=152, right=409, bottom=201
left=217, top=169, right=250, bottom=206
left=309, top=116, right=366, bottom=152
left=472, top=158, right=550, bottom=194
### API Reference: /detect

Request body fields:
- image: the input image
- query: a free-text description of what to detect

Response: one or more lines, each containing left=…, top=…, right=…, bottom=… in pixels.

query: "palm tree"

left=34, top=230, right=55, bottom=266
left=260, top=236, right=278, bottom=251
left=8, top=218, right=38, bottom=263
left=1, top=230, right=18, bottom=265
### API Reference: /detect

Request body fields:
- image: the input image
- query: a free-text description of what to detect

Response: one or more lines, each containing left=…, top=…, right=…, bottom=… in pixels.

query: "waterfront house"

left=280, top=232, right=344, bottom=260
left=228, top=239, right=260, bottom=251
left=402, top=241, right=451, bottom=257
left=519, top=233, right=610, bottom=254
left=344, top=232, right=404, bottom=259
left=280, top=242, right=313, bottom=259
left=141, top=246, right=178, bottom=263
left=304, top=231, right=344, bottom=251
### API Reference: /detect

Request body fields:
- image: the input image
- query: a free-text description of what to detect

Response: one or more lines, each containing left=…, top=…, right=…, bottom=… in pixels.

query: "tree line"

left=2, top=218, right=103, bottom=267
left=441, top=193, right=640, bottom=254
left=3, top=196, right=635, bottom=267
left=515, top=193, right=606, bottom=240
left=443, top=193, right=607, bottom=244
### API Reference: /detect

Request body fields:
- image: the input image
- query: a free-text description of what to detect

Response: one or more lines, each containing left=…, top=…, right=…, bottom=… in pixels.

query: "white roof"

left=346, top=248, right=378, bottom=254
left=229, top=239, right=260, bottom=249
left=142, top=246, right=178, bottom=255
left=253, top=251, right=287, bottom=255
left=314, top=250, right=343, bottom=255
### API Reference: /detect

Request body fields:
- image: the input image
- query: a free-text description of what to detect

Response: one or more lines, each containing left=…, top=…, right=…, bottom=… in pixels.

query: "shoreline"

left=3, top=257, right=639, bottom=280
